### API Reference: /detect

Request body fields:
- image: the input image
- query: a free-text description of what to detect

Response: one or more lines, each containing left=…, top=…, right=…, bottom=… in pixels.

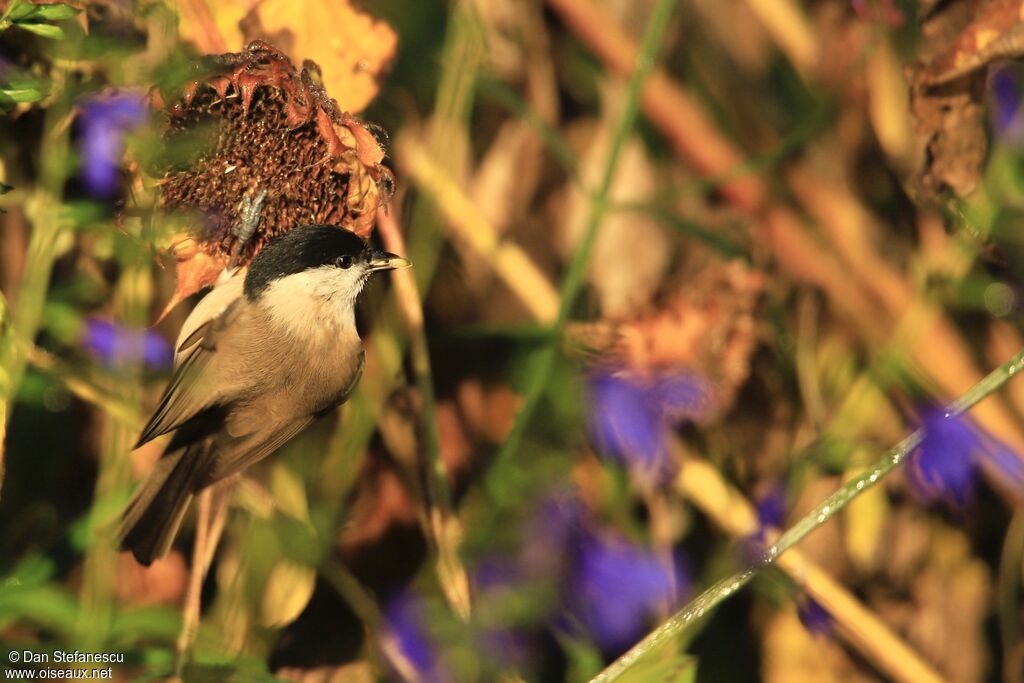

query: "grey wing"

left=206, top=416, right=315, bottom=482
left=134, top=299, right=242, bottom=449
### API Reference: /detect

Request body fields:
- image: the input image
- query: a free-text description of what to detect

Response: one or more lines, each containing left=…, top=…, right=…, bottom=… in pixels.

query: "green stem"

left=590, top=347, right=1024, bottom=683
left=0, top=291, right=7, bottom=493
left=490, top=0, right=679, bottom=477
left=0, top=69, right=73, bottom=500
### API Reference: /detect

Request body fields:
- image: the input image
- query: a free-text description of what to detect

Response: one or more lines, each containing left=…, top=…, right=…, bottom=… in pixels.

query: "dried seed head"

left=153, top=40, right=394, bottom=316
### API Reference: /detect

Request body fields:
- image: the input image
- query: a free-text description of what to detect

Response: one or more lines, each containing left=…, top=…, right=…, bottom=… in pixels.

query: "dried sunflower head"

left=150, top=40, right=394, bottom=316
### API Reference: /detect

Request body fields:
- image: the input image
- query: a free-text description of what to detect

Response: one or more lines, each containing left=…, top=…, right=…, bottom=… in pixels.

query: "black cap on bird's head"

left=244, top=225, right=410, bottom=299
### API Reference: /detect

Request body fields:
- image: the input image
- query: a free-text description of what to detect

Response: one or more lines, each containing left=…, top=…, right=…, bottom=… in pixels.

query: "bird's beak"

left=367, top=250, right=412, bottom=272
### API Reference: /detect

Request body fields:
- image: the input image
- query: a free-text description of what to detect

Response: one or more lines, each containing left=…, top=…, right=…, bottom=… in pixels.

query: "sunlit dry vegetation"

left=2, top=0, right=1024, bottom=681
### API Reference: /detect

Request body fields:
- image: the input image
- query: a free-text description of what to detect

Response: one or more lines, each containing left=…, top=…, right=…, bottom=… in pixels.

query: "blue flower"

left=797, top=596, right=832, bottom=637
left=908, top=407, right=1024, bottom=508
left=990, top=66, right=1024, bottom=150
left=739, top=483, right=789, bottom=564
left=567, top=532, right=687, bottom=653
left=83, top=318, right=172, bottom=370
left=587, top=370, right=711, bottom=487
left=755, top=483, right=787, bottom=530
left=382, top=593, right=448, bottom=683
left=78, top=93, right=146, bottom=197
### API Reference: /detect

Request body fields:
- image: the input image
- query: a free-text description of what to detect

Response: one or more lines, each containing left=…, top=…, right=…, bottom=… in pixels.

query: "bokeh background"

left=2, top=0, right=1024, bottom=681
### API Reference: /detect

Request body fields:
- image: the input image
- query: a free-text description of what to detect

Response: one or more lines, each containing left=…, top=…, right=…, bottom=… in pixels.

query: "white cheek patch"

left=260, top=265, right=366, bottom=342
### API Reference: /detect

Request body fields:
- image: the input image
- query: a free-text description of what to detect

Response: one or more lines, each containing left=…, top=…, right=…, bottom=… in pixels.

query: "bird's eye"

left=336, top=255, right=354, bottom=269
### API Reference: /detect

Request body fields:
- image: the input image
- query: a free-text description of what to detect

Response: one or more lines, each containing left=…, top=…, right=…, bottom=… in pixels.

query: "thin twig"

left=175, top=478, right=234, bottom=673
left=176, top=488, right=210, bottom=674
left=377, top=208, right=471, bottom=620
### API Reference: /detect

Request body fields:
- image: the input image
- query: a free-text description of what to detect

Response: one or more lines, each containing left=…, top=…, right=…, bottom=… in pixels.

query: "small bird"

left=119, top=224, right=410, bottom=565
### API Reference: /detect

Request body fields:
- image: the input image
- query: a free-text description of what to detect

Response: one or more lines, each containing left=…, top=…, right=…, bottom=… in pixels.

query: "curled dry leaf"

left=152, top=40, right=394, bottom=318
left=908, top=0, right=1024, bottom=199
left=570, top=259, right=765, bottom=420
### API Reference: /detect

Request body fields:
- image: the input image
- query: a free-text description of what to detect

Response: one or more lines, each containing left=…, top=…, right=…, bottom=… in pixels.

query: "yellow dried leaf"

left=843, top=459, right=888, bottom=571
left=867, top=40, right=912, bottom=170
left=240, top=0, right=396, bottom=113
left=174, top=0, right=249, bottom=53
left=270, top=462, right=309, bottom=521
left=261, top=561, right=316, bottom=627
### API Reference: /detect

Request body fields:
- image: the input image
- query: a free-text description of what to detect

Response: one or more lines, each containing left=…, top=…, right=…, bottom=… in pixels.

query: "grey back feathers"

left=244, top=225, right=369, bottom=300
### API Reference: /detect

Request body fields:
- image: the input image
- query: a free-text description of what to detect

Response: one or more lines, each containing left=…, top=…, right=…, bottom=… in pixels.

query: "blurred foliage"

left=3, top=0, right=1024, bottom=682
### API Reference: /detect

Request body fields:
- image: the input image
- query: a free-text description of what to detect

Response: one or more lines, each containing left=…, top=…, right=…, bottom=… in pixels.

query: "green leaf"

left=0, top=584, right=79, bottom=635
left=0, top=86, right=44, bottom=103
left=4, top=1, right=37, bottom=22
left=3, top=1, right=78, bottom=26
left=0, top=183, right=12, bottom=195
left=109, top=606, right=182, bottom=644
left=29, top=3, right=79, bottom=20
left=1, top=554, right=57, bottom=589
left=16, top=21, right=64, bottom=39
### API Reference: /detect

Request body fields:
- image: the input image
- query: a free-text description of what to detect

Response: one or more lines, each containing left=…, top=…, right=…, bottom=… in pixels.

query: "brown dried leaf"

left=919, top=0, right=1024, bottom=86
left=151, top=41, right=394, bottom=313
left=240, top=0, right=396, bottom=114
left=157, top=236, right=229, bottom=322
left=909, top=0, right=1024, bottom=198
left=571, top=260, right=765, bottom=419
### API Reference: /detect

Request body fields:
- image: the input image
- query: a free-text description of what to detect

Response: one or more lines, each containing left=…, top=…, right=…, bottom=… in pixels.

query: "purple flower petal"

left=755, top=484, right=787, bottom=530
left=907, top=407, right=1024, bottom=508
left=83, top=318, right=172, bottom=370
left=908, top=409, right=978, bottom=507
left=383, top=593, right=447, bottom=683
left=989, top=66, right=1024, bottom=150
left=797, top=596, right=832, bottom=637
left=78, top=93, right=146, bottom=197
left=588, top=373, right=665, bottom=469
left=991, top=68, right=1021, bottom=131
left=651, top=373, right=712, bottom=420
left=568, top=533, right=687, bottom=652
left=587, top=370, right=712, bottom=487
left=978, top=434, right=1024, bottom=490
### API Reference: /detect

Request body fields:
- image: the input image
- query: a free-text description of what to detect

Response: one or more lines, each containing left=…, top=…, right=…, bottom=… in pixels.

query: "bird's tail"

left=118, top=444, right=209, bottom=566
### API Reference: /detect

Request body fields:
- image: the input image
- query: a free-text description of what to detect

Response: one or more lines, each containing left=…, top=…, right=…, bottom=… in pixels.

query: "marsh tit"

left=119, top=224, right=410, bottom=565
